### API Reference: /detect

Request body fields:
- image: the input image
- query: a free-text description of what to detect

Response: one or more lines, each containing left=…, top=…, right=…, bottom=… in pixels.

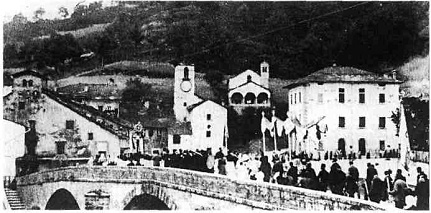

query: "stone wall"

left=16, top=166, right=388, bottom=210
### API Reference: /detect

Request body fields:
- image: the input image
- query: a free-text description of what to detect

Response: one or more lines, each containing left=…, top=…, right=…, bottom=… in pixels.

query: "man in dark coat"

left=415, top=174, right=429, bottom=210
left=299, top=162, right=317, bottom=189
left=369, top=174, right=384, bottom=203
left=329, top=164, right=346, bottom=195
left=287, top=162, right=298, bottom=185
left=344, top=174, right=359, bottom=197
left=317, top=163, right=329, bottom=191
left=259, top=156, right=272, bottom=182
left=366, top=163, right=377, bottom=190
left=272, top=157, right=284, bottom=184
left=348, top=161, right=359, bottom=181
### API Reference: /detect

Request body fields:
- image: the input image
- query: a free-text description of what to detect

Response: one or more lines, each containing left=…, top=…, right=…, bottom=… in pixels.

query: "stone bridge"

left=16, top=166, right=389, bottom=210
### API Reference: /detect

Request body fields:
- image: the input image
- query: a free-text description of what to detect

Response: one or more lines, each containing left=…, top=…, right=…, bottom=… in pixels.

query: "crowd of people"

left=88, top=148, right=429, bottom=210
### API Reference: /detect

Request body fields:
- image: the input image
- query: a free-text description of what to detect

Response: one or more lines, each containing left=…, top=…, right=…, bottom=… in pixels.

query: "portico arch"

left=45, top=188, right=80, bottom=210
left=257, top=92, right=269, bottom=104
left=231, top=92, right=243, bottom=104
left=244, top=92, right=256, bottom=104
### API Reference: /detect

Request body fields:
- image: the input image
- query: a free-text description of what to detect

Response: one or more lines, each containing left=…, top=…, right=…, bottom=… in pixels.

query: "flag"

left=261, top=114, right=274, bottom=136
left=399, top=104, right=410, bottom=171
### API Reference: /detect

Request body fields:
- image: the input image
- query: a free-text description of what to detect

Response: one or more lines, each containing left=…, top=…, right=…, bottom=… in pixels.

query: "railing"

left=3, top=176, right=15, bottom=189
left=16, top=166, right=389, bottom=210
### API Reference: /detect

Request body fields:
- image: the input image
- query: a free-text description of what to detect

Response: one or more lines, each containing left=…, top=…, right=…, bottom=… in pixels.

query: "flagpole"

left=272, top=109, right=277, bottom=152
left=261, top=111, right=266, bottom=154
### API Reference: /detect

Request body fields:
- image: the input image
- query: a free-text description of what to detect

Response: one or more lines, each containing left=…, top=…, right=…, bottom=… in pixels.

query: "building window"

left=262, top=67, right=267, bottom=73
left=149, top=129, right=154, bottom=137
left=173, top=134, right=181, bottom=144
left=247, top=75, right=252, bottom=82
left=339, top=88, right=345, bottom=103
left=107, top=106, right=112, bottom=110
left=28, top=80, right=33, bottom=87
left=379, top=117, right=386, bottom=129
left=18, top=101, right=25, bottom=110
left=299, top=92, right=301, bottom=103
left=66, top=120, right=75, bottom=129
left=359, top=88, right=365, bottom=103
left=183, top=67, right=189, bottom=80
left=359, top=117, right=366, bottom=128
left=339, top=117, right=345, bottom=128
left=290, top=94, right=293, bottom=105
left=379, top=94, right=385, bottom=103
left=380, top=140, right=385, bottom=151
left=88, top=132, right=94, bottom=140
left=22, top=79, right=27, bottom=87
left=207, top=114, right=211, bottom=120
left=56, top=141, right=66, bottom=154
left=206, top=130, right=211, bottom=137
left=183, top=102, right=187, bottom=106
left=294, top=93, right=297, bottom=104
left=98, top=106, right=103, bottom=111
left=318, top=93, right=323, bottom=103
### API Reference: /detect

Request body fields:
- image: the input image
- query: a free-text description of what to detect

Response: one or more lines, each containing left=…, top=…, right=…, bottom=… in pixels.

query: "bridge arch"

left=45, top=188, right=80, bottom=210
left=122, top=183, right=178, bottom=210
left=124, top=194, right=169, bottom=210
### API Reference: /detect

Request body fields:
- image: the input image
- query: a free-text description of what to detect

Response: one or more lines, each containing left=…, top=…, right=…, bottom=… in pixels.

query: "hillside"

left=3, top=1, right=428, bottom=81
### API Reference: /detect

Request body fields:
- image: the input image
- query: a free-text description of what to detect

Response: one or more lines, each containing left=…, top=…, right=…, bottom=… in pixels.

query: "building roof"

left=228, top=80, right=270, bottom=92
left=167, top=122, right=192, bottom=135
left=57, top=83, right=121, bottom=100
left=42, top=89, right=130, bottom=139
left=284, top=66, right=402, bottom=89
left=186, top=100, right=206, bottom=112
left=11, top=69, right=47, bottom=79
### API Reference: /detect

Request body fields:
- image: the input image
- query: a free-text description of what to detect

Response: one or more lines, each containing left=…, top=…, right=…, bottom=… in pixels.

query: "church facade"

left=228, top=61, right=271, bottom=114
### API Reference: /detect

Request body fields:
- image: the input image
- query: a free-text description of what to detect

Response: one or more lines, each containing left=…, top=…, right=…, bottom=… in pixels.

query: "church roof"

left=228, top=80, right=270, bottom=92
left=284, top=66, right=402, bottom=89
left=12, top=69, right=48, bottom=79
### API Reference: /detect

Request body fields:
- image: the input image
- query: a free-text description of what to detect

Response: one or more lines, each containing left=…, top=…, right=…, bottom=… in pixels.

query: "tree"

left=33, top=7, right=46, bottom=21
left=121, top=78, right=154, bottom=118
left=59, top=7, right=69, bottom=19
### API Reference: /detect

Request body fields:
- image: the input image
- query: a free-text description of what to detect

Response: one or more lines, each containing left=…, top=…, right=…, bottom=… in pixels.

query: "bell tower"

left=174, top=64, right=196, bottom=122
left=260, top=61, right=269, bottom=88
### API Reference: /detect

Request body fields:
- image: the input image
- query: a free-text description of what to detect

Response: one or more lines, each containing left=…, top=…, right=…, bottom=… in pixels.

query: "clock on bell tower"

left=174, top=65, right=196, bottom=122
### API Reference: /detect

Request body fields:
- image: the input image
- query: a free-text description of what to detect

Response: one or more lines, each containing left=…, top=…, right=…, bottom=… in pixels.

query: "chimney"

left=391, top=69, right=397, bottom=80
left=84, top=86, right=89, bottom=92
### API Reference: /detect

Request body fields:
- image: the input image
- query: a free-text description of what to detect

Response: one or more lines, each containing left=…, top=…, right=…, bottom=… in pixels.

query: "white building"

left=285, top=66, right=402, bottom=157
left=2, top=119, right=26, bottom=176
left=170, top=65, right=228, bottom=152
left=228, top=62, right=271, bottom=113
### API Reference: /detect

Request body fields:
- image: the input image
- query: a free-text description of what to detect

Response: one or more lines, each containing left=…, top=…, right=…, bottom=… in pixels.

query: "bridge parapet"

left=17, top=166, right=388, bottom=210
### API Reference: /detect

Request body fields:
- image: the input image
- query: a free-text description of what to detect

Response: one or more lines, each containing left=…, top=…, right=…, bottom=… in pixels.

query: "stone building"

left=3, top=69, right=130, bottom=170
left=171, top=65, right=228, bottom=152
left=228, top=61, right=271, bottom=114
left=285, top=66, right=402, bottom=157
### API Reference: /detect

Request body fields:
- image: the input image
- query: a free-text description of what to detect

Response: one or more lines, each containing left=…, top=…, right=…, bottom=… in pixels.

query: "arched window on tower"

left=28, top=80, right=33, bottom=87
left=22, top=79, right=27, bottom=87
left=183, top=67, right=189, bottom=80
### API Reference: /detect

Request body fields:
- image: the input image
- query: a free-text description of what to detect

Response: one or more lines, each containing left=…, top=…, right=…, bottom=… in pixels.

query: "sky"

left=1, top=0, right=113, bottom=23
